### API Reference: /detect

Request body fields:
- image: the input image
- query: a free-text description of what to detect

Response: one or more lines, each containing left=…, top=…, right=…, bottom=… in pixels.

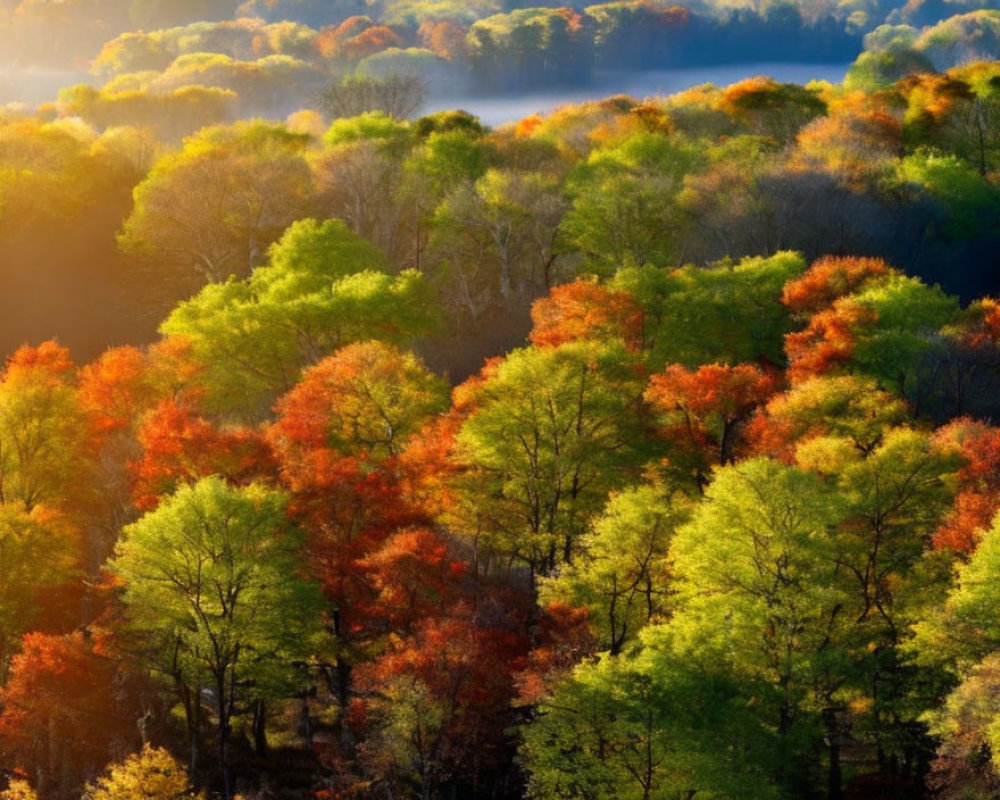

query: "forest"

left=2, top=1, right=1000, bottom=800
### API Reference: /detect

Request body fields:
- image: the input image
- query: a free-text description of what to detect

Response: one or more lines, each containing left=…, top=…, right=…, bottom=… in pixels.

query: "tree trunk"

left=253, top=699, right=268, bottom=756
left=824, top=708, right=843, bottom=800
left=217, top=673, right=232, bottom=800
left=180, top=681, right=201, bottom=779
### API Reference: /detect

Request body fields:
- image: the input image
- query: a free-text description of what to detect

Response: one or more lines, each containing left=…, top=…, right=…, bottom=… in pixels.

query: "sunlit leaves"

left=522, top=632, right=781, bottom=800
left=529, top=279, right=643, bottom=351
left=0, top=342, right=95, bottom=512
left=82, top=746, right=203, bottom=800
left=646, top=362, right=778, bottom=482
left=454, top=340, right=651, bottom=574
left=110, top=477, right=325, bottom=794
left=270, top=340, right=447, bottom=464
left=559, top=131, right=700, bottom=273
left=119, top=121, right=314, bottom=293
left=749, top=374, right=909, bottom=460
left=539, top=484, right=686, bottom=654
left=614, top=251, right=806, bottom=369
left=159, top=219, right=438, bottom=417
left=0, top=631, right=147, bottom=800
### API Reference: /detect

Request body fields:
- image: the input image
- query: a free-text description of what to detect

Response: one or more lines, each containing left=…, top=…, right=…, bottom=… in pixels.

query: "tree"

left=612, top=251, right=806, bottom=369
left=922, top=653, right=1000, bottom=800
left=0, top=631, right=149, bottom=800
left=0, top=341, right=95, bottom=513
left=431, top=167, right=569, bottom=320
left=78, top=346, right=160, bottom=436
left=916, top=511, right=1000, bottom=669
left=353, top=615, right=525, bottom=800
left=0, top=780, right=38, bottom=800
left=914, top=512, right=1000, bottom=795
left=559, top=131, right=700, bottom=274
left=359, top=527, right=467, bottom=635
left=109, top=478, right=325, bottom=800
left=0, top=505, right=80, bottom=678
left=119, top=122, right=314, bottom=297
left=529, top=279, right=643, bottom=351
left=0, top=118, right=115, bottom=241
left=670, top=457, right=856, bottom=795
left=82, top=746, right=202, bottom=800
left=539, top=484, right=685, bottom=655
left=781, top=255, right=892, bottom=316
left=269, top=341, right=447, bottom=464
left=718, top=77, right=827, bottom=145
left=311, top=129, right=411, bottom=264
left=793, top=111, right=901, bottom=190
left=932, top=63, right=1000, bottom=176
left=318, top=74, right=427, bottom=120
left=799, top=427, right=955, bottom=635
left=800, top=427, right=957, bottom=778
left=130, top=400, right=278, bottom=510
left=159, top=219, right=438, bottom=417
left=933, top=419, right=1000, bottom=554
left=785, top=273, right=959, bottom=408
left=454, top=341, right=652, bottom=577
left=645, top=362, right=779, bottom=486
left=522, top=630, right=781, bottom=800
left=747, top=374, right=910, bottom=462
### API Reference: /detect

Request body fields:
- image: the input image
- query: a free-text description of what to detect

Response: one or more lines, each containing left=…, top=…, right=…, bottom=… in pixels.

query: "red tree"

left=933, top=418, right=1000, bottom=553
left=131, top=399, right=277, bottom=510
left=0, top=631, right=150, bottom=800
left=645, top=363, right=779, bottom=485
left=781, top=256, right=891, bottom=315
left=529, top=280, right=644, bottom=351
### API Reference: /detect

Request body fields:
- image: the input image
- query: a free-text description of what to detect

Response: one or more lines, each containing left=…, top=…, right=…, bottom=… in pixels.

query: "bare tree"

left=318, top=74, right=427, bottom=121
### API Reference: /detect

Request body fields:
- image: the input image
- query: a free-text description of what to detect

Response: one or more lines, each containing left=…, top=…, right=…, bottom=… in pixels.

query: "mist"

left=0, top=67, right=92, bottom=107
left=422, top=63, right=850, bottom=126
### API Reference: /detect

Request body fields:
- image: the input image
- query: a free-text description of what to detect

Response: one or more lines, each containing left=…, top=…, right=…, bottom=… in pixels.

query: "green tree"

left=119, top=121, right=314, bottom=297
left=753, top=375, right=910, bottom=458
left=612, top=251, right=806, bottom=369
left=799, top=427, right=957, bottom=778
left=522, top=628, right=781, bottom=800
left=670, top=457, right=855, bottom=795
left=454, top=341, right=651, bottom=578
left=539, top=484, right=686, bottom=655
left=431, top=168, right=568, bottom=320
left=560, top=131, right=700, bottom=274
left=109, top=477, right=325, bottom=800
left=159, top=218, right=438, bottom=418
left=913, top=513, right=1000, bottom=795
left=895, top=152, right=1000, bottom=240
left=914, top=510, right=1000, bottom=673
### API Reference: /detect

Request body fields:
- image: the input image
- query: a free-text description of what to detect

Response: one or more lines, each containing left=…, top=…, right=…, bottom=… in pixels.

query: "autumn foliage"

left=933, top=419, right=1000, bottom=553
left=0, top=632, right=147, bottom=800
left=131, top=400, right=277, bottom=509
left=529, top=280, right=644, bottom=351
left=784, top=299, right=878, bottom=382
left=781, top=256, right=892, bottom=314
left=645, top=363, right=779, bottom=477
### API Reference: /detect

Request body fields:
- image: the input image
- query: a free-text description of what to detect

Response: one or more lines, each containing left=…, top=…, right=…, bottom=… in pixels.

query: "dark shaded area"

left=467, top=7, right=861, bottom=93
left=0, top=204, right=159, bottom=363
left=680, top=170, right=1000, bottom=306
